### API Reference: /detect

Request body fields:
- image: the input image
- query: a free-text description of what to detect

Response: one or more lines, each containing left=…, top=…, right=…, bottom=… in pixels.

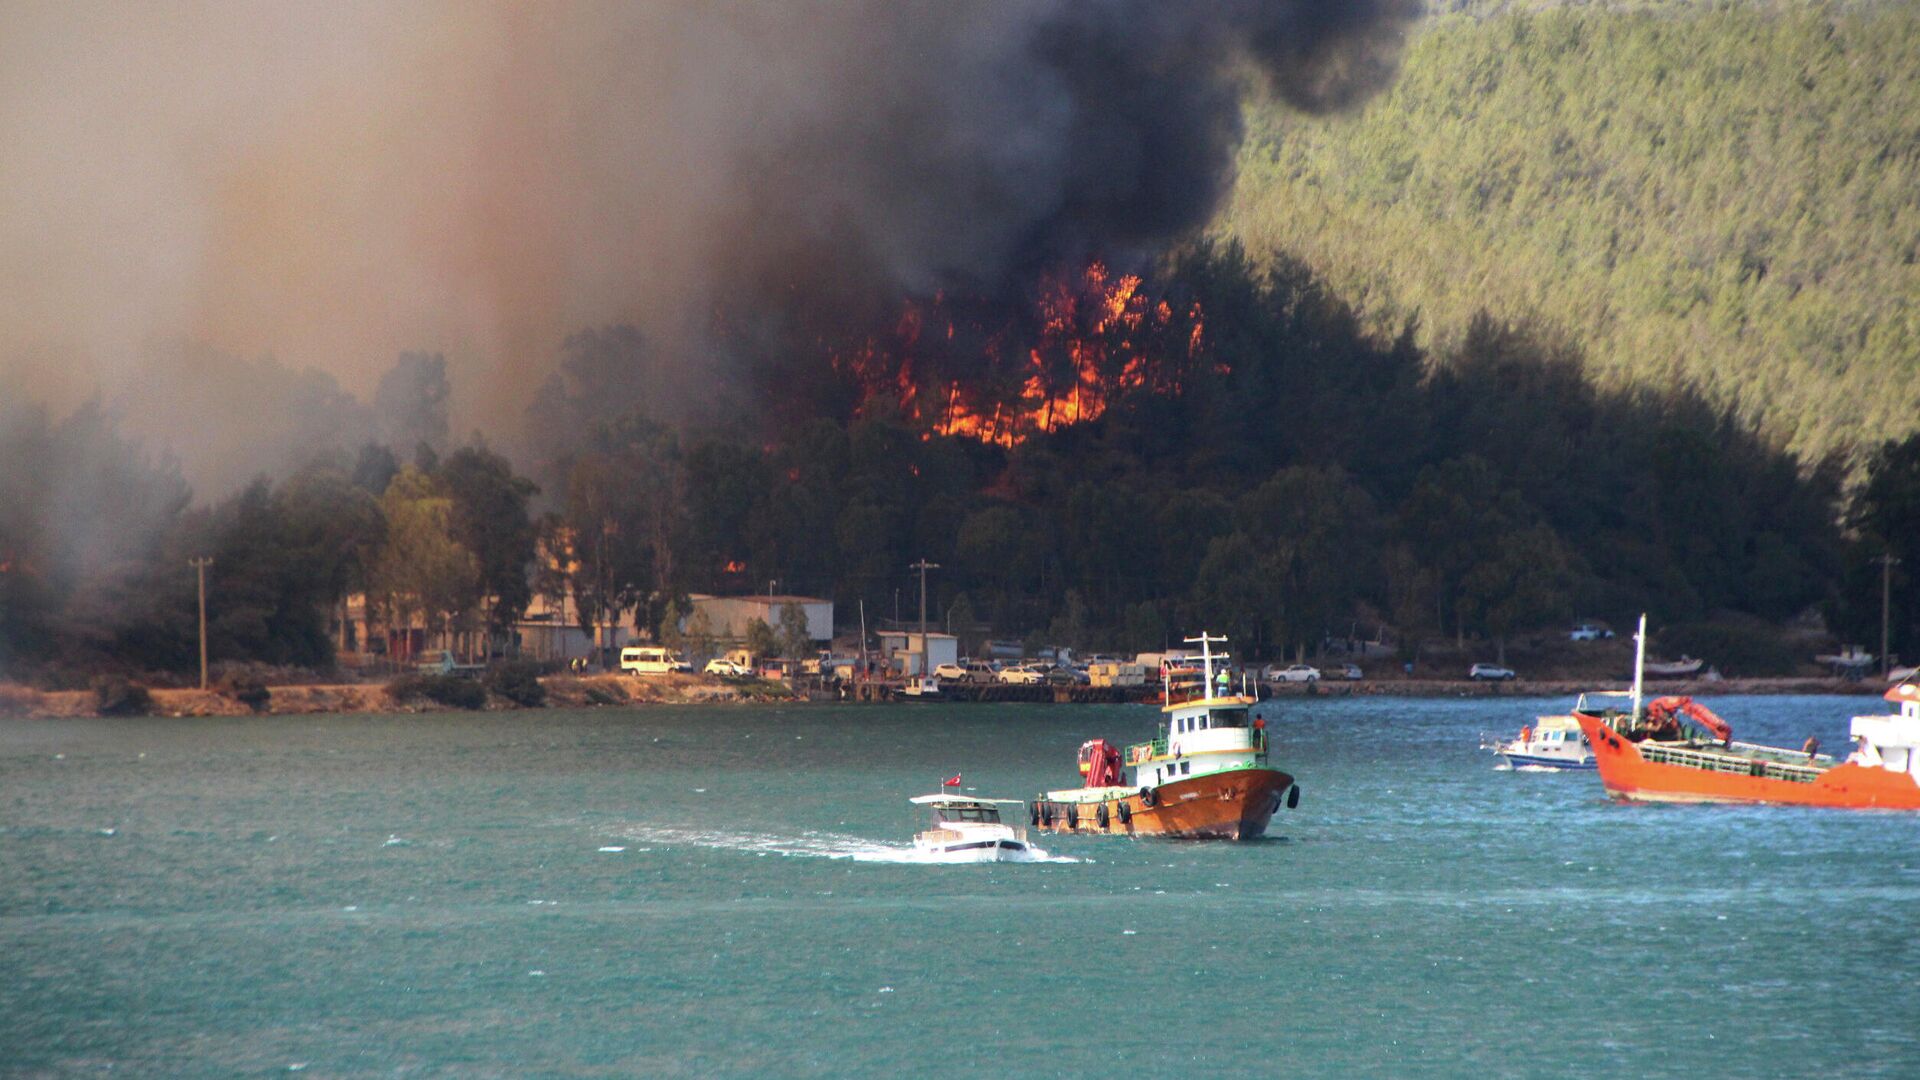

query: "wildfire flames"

left=832, top=262, right=1213, bottom=447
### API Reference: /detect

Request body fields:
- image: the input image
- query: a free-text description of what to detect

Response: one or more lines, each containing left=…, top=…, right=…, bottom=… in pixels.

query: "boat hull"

left=1576, top=714, right=1920, bottom=809
left=1030, top=767, right=1293, bottom=840
left=1498, top=752, right=1596, bottom=770
left=913, top=838, right=1043, bottom=863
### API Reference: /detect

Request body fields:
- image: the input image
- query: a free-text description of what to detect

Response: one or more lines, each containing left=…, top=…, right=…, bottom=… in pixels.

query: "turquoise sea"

left=3, top=696, right=1917, bottom=1077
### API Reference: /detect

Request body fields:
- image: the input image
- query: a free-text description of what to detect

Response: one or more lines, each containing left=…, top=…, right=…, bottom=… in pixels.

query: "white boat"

left=1482, top=710, right=1597, bottom=770
left=901, top=675, right=943, bottom=700
left=909, top=795, right=1046, bottom=862
left=1642, top=656, right=1704, bottom=678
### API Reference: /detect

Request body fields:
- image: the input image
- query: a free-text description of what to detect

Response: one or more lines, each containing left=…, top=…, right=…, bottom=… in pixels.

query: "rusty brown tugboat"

left=1030, top=633, right=1299, bottom=840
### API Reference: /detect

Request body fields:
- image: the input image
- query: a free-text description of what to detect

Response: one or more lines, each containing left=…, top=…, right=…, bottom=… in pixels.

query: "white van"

left=619, top=646, right=692, bottom=675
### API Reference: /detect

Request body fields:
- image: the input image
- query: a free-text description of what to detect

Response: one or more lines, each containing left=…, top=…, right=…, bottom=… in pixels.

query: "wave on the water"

left=608, top=823, right=1078, bottom=864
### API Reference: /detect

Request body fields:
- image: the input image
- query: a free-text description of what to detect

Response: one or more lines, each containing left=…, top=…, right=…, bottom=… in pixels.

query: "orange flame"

left=836, top=261, right=1211, bottom=446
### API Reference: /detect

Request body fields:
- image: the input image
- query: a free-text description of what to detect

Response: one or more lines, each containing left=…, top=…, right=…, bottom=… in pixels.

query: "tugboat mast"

left=1185, top=632, right=1229, bottom=696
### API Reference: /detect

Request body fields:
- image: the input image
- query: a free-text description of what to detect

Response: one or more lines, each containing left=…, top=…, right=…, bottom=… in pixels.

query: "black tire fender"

left=1096, top=802, right=1110, bottom=829
left=1117, top=800, right=1132, bottom=824
left=1286, top=784, right=1301, bottom=810
left=1138, top=786, right=1157, bottom=809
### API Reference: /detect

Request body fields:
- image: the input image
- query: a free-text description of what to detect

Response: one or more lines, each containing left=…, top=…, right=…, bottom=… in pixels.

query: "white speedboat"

left=909, top=795, right=1045, bottom=861
left=1482, top=710, right=1597, bottom=770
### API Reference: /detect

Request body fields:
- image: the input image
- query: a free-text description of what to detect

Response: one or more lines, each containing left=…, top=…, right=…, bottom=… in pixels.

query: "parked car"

left=1044, top=665, right=1090, bottom=686
left=1568, top=624, right=1614, bottom=641
left=997, top=663, right=1046, bottom=685
left=620, top=646, right=693, bottom=675
left=933, top=662, right=968, bottom=681
left=960, top=660, right=999, bottom=684
left=1264, top=663, right=1321, bottom=683
left=1337, top=662, right=1363, bottom=680
left=704, top=658, right=750, bottom=678
left=1469, top=663, right=1517, bottom=681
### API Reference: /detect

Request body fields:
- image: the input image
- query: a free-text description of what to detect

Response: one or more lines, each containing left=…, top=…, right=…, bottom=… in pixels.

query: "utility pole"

left=189, top=557, right=213, bottom=689
left=910, top=559, right=939, bottom=677
left=1878, top=553, right=1901, bottom=679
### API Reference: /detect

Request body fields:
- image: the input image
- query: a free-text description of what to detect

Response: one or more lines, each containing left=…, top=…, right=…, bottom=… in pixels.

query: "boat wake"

left=607, top=824, right=1078, bottom=864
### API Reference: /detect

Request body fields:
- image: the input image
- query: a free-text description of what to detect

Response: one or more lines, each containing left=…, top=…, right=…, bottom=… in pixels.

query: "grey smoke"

left=0, top=0, right=1418, bottom=491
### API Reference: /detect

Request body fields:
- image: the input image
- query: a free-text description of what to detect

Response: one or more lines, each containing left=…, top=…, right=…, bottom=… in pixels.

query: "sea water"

left=3, top=697, right=1916, bottom=1077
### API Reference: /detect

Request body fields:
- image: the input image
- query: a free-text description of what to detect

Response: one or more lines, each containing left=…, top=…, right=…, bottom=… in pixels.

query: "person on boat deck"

left=1803, top=735, right=1820, bottom=761
left=1519, top=725, right=1532, bottom=745
left=1847, top=735, right=1873, bottom=765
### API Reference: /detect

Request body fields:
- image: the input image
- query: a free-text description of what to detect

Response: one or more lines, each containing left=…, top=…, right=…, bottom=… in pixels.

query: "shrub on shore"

left=220, top=674, right=272, bottom=713
left=485, top=661, right=546, bottom=708
left=387, top=673, right=488, bottom=710
left=92, top=675, right=154, bottom=716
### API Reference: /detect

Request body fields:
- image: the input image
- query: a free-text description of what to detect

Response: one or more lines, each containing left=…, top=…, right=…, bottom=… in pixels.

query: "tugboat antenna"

left=1632, top=613, right=1648, bottom=722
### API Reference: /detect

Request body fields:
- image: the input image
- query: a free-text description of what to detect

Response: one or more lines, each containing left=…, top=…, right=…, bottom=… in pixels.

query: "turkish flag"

left=943, top=773, right=962, bottom=787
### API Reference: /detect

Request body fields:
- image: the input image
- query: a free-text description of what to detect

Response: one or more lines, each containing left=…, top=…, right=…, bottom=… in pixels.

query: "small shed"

left=879, top=631, right=959, bottom=676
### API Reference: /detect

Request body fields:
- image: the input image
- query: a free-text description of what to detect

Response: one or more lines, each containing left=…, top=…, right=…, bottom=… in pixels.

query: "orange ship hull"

left=1576, top=714, right=1920, bottom=809
left=1030, top=767, right=1294, bottom=840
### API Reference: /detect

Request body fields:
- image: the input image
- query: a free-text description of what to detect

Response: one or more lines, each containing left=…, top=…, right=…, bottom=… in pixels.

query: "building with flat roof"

left=687, top=594, right=834, bottom=642
left=877, top=631, right=958, bottom=676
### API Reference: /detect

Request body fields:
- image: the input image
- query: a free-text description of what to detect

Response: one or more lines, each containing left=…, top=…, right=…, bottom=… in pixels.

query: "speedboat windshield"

left=935, top=805, right=1001, bottom=824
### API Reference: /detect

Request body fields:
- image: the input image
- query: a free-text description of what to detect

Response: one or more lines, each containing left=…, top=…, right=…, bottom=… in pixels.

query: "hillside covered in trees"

left=8, top=242, right=1873, bottom=681
left=1220, top=0, right=1920, bottom=466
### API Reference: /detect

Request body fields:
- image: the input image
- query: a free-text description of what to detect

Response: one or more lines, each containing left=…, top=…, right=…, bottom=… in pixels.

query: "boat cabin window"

left=935, top=805, right=999, bottom=824
left=1212, top=708, right=1248, bottom=728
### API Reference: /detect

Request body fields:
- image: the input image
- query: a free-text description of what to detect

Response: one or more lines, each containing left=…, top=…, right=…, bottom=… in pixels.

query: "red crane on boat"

left=1077, top=739, right=1125, bottom=787
left=1644, top=695, right=1732, bottom=742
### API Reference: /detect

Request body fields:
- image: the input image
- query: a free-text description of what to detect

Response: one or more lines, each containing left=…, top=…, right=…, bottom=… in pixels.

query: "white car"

left=1469, top=663, right=1517, bottom=681
left=1569, top=624, right=1614, bottom=641
left=997, top=664, right=1046, bottom=685
left=1265, top=664, right=1320, bottom=683
left=704, top=658, right=750, bottom=677
left=933, top=662, right=968, bottom=681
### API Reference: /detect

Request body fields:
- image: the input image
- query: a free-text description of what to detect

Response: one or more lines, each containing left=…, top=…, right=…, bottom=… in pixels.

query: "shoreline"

left=0, top=672, right=1891, bottom=719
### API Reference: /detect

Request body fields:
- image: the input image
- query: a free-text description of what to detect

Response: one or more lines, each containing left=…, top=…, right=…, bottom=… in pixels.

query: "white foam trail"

left=1513, top=764, right=1563, bottom=773
left=610, top=824, right=1078, bottom=864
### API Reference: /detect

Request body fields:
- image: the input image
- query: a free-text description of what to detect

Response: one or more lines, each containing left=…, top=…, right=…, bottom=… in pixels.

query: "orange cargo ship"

left=1029, top=632, right=1299, bottom=840
left=1575, top=619, right=1920, bottom=809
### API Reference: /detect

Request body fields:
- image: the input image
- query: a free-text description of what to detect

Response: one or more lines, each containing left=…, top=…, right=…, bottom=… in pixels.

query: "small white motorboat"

left=1482, top=711, right=1597, bottom=770
left=909, top=794, right=1046, bottom=862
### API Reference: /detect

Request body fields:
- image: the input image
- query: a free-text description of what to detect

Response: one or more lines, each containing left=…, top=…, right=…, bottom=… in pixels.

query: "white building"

left=878, top=631, right=959, bottom=676
left=687, top=594, right=834, bottom=643
left=514, top=593, right=638, bottom=662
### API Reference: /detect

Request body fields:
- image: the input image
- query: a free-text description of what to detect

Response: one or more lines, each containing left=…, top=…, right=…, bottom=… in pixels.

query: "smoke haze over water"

left=0, top=0, right=1417, bottom=492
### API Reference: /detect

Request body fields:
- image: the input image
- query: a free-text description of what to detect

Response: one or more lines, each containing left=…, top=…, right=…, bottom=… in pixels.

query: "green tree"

left=744, top=617, right=780, bottom=662
left=368, top=467, right=477, bottom=660
left=776, top=601, right=813, bottom=662
left=436, top=445, right=539, bottom=646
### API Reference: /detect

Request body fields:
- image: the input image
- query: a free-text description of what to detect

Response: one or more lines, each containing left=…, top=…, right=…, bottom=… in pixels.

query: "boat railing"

left=1638, top=742, right=1826, bottom=783
left=1127, top=738, right=1167, bottom=764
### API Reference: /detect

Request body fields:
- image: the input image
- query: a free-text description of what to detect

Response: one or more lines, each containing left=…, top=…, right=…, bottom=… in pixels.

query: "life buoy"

left=1117, top=800, right=1132, bottom=824
left=1286, top=784, right=1301, bottom=809
left=1138, top=786, right=1157, bottom=809
left=1096, top=802, right=1110, bottom=829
